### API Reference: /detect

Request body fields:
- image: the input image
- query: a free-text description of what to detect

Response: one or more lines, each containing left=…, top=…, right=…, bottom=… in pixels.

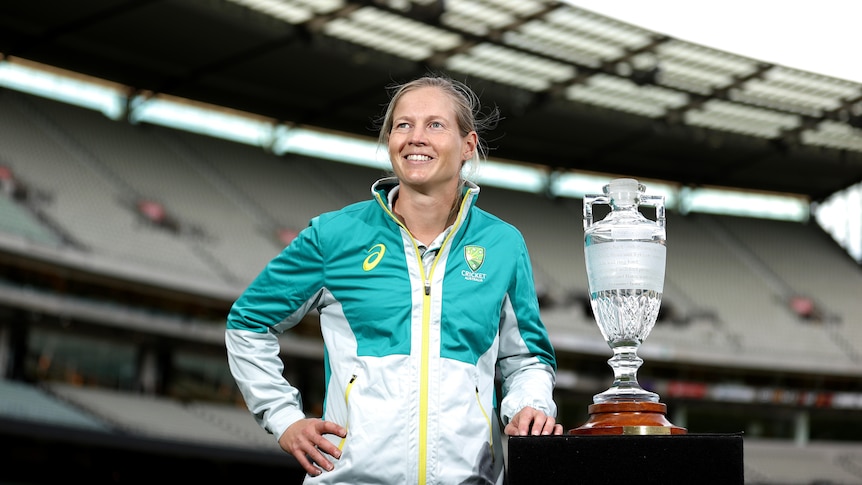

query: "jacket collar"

left=370, top=177, right=481, bottom=214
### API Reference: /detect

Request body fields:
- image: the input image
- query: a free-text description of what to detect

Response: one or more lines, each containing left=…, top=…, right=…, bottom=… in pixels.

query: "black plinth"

left=507, top=433, right=743, bottom=485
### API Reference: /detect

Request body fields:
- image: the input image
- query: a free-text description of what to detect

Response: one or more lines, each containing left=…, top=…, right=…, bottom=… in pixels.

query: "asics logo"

left=363, top=243, right=386, bottom=271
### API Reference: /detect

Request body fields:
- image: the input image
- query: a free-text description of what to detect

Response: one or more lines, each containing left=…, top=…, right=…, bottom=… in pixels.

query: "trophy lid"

left=606, top=178, right=642, bottom=206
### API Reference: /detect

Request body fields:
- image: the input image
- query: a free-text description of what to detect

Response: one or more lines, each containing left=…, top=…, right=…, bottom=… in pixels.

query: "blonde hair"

left=377, top=74, right=500, bottom=181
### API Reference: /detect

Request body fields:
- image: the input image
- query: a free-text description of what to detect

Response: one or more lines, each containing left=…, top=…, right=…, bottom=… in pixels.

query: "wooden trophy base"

left=569, top=401, right=687, bottom=435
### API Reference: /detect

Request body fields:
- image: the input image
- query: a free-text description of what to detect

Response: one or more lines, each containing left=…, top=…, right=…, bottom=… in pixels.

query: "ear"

left=462, top=131, right=478, bottom=161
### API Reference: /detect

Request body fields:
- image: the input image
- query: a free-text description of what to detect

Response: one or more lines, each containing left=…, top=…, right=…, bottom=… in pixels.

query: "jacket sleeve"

left=225, top=219, right=326, bottom=440
left=497, top=237, right=558, bottom=425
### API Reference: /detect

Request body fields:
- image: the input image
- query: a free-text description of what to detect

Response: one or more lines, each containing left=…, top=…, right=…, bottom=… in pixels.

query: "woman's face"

left=388, top=86, right=477, bottom=194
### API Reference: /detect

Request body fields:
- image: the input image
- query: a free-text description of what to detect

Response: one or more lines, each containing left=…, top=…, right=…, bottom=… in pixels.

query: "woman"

left=226, top=74, right=562, bottom=484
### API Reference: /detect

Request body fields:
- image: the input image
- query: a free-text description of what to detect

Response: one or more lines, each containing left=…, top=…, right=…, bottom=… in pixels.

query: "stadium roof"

left=1, top=0, right=861, bottom=201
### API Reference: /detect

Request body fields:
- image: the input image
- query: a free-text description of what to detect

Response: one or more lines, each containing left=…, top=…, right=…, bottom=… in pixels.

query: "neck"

left=393, top=185, right=462, bottom=246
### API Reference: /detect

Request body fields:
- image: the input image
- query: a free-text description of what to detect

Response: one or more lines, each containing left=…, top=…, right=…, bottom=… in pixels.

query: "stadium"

left=1, top=1, right=861, bottom=483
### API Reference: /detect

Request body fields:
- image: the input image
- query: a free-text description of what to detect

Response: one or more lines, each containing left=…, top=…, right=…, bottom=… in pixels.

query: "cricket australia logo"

left=462, top=245, right=487, bottom=283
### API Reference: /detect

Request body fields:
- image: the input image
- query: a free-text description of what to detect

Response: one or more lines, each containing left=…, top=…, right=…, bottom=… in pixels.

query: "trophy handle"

left=639, top=194, right=667, bottom=230
left=583, top=194, right=609, bottom=229
left=583, top=193, right=666, bottom=230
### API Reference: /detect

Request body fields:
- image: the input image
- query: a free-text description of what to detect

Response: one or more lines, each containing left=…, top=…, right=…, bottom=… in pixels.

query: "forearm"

left=225, top=328, right=306, bottom=438
left=499, top=364, right=557, bottom=425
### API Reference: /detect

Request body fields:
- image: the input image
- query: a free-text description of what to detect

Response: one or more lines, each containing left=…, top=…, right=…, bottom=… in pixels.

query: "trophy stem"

left=569, top=343, right=686, bottom=436
left=594, top=344, right=658, bottom=404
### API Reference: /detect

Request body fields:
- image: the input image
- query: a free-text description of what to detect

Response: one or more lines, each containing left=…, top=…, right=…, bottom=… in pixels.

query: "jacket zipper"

left=416, top=196, right=468, bottom=485
left=338, top=374, right=357, bottom=451
left=418, top=281, right=432, bottom=485
left=375, top=188, right=472, bottom=485
left=475, top=386, right=495, bottom=463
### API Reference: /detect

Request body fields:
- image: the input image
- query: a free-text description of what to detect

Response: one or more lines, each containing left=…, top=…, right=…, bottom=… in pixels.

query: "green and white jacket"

left=226, top=178, right=558, bottom=485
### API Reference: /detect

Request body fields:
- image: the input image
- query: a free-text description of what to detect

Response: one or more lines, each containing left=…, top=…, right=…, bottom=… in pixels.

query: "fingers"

left=505, top=407, right=562, bottom=436
left=504, top=408, right=531, bottom=436
left=294, top=450, right=324, bottom=477
left=530, top=411, right=556, bottom=436
left=520, top=408, right=538, bottom=436
left=313, top=421, right=347, bottom=465
left=319, top=419, right=348, bottom=438
left=279, top=418, right=348, bottom=476
left=303, top=438, right=338, bottom=476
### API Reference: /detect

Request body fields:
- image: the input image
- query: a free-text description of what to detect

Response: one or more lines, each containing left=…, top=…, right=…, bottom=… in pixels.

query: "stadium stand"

left=46, top=382, right=278, bottom=450
left=1, top=88, right=861, bottom=484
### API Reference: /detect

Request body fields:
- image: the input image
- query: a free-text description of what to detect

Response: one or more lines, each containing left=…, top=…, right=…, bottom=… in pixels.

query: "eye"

left=393, top=122, right=410, bottom=131
left=429, top=121, right=444, bottom=129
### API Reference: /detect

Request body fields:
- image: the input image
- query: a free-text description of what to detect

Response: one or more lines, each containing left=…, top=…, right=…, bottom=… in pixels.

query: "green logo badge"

left=464, top=245, right=485, bottom=272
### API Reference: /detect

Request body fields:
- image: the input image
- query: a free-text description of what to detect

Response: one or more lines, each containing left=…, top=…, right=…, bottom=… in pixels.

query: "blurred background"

left=0, top=1, right=861, bottom=483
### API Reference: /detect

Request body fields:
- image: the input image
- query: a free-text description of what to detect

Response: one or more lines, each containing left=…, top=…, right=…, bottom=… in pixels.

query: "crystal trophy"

left=570, top=178, right=686, bottom=435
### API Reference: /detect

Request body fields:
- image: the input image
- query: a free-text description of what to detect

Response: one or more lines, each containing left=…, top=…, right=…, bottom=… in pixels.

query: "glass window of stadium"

left=27, top=326, right=137, bottom=389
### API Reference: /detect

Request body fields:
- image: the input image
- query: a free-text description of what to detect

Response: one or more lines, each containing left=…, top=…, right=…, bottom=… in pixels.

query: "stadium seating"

left=1, top=89, right=861, bottom=484
left=2, top=86, right=861, bottom=371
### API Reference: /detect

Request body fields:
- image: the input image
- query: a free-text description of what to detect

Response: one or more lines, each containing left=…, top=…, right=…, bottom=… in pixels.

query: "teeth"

left=406, top=155, right=432, bottom=161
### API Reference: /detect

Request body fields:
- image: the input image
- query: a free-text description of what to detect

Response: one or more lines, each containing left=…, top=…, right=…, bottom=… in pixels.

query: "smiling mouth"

left=405, top=154, right=432, bottom=161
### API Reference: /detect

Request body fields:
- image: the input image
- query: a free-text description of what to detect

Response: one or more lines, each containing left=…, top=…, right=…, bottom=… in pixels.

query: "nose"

left=408, top=125, right=427, bottom=145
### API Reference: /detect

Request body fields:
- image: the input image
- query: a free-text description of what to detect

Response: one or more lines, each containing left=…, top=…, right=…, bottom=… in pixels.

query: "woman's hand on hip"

left=278, top=418, right=348, bottom=476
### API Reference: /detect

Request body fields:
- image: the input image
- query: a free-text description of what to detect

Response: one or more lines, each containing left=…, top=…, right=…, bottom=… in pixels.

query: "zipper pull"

left=424, top=281, right=431, bottom=295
